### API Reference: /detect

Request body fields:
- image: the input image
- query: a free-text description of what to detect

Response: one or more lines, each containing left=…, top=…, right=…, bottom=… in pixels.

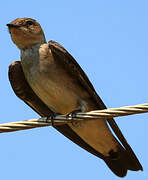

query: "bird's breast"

left=21, top=55, right=89, bottom=114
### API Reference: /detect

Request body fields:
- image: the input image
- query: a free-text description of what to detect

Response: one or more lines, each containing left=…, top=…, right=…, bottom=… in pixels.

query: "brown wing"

left=48, top=41, right=143, bottom=170
left=9, top=61, right=54, bottom=117
left=8, top=61, right=105, bottom=159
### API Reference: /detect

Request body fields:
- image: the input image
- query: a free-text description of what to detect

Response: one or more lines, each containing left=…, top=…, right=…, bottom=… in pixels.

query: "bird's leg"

left=66, top=109, right=82, bottom=120
left=66, top=109, right=82, bottom=126
left=46, top=112, right=61, bottom=126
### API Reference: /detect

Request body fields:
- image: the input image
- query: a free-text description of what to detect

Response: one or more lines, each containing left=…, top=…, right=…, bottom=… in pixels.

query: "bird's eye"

left=26, top=21, right=34, bottom=26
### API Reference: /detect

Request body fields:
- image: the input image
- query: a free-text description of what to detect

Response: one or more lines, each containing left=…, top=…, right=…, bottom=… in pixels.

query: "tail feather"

left=104, top=158, right=127, bottom=177
left=104, top=147, right=143, bottom=177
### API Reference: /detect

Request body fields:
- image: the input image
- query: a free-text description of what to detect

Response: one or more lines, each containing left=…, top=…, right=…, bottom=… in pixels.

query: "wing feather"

left=48, top=40, right=143, bottom=171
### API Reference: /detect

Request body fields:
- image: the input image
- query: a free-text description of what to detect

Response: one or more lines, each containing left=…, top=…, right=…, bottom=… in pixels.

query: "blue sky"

left=0, top=0, right=148, bottom=179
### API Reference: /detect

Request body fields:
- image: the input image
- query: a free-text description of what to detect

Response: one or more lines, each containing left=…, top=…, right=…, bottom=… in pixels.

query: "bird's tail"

left=103, top=145, right=143, bottom=177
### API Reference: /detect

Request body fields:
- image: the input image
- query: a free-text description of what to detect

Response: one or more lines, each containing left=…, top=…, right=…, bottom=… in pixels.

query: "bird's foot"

left=46, top=112, right=61, bottom=126
left=66, top=109, right=81, bottom=120
left=66, top=109, right=81, bottom=119
left=66, top=109, right=82, bottom=127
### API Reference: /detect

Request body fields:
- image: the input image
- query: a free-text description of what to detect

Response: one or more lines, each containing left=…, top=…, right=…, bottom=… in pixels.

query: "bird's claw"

left=66, top=109, right=81, bottom=119
left=46, top=113, right=61, bottom=126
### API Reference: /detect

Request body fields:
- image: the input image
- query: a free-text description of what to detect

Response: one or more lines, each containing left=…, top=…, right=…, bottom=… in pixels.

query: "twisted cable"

left=0, top=103, right=147, bottom=133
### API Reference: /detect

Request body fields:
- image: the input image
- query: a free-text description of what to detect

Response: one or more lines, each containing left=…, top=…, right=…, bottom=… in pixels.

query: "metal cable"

left=0, top=103, right=147, bottom=133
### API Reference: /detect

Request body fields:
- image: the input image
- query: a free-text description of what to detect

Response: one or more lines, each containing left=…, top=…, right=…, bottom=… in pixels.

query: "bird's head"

left=7, top=18, right=46, bottom=50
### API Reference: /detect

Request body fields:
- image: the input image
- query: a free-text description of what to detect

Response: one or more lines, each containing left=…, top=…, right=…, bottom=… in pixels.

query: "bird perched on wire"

left=7, top=18, right=142, bottom=177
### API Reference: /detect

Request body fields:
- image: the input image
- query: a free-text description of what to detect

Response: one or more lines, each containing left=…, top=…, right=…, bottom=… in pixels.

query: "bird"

left=7, top=18, right=142, bottom=177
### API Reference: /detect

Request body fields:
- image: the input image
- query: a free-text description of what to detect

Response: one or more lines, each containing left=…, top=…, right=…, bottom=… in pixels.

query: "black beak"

left=6, top=24, right=21, bottom=28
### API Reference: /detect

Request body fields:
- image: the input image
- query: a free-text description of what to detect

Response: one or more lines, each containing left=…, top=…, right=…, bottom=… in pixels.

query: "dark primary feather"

left=8, top=41, right=143, bottom=177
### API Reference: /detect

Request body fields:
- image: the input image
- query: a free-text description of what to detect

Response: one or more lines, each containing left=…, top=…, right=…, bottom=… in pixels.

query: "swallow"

left=7, top=18, right=142, bottom=177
